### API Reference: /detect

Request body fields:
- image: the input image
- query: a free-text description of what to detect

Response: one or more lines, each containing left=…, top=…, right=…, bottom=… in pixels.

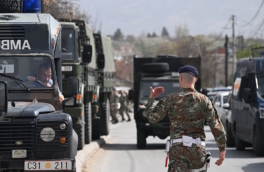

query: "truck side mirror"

left=243, top=88, right=251, bottom=103
left=0, top=81, right=8, bottom=120
left=214, top=102, right=220, bottom=107
left=97, top=53, right=105, bottom=70
left=82, top=44, right=92, bottom=64
left=68, top=77, right=79, bottom=95
left=223, top=103, right=230, bottom=110
left=128, top=89, right=134, bottom=100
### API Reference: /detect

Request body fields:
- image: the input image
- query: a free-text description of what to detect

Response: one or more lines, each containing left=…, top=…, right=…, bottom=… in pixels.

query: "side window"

left=248, top=73, right=256, bottom=91
left=214, top=95, right=221, bottom=107
left=238, top=76, right=248, bottom=100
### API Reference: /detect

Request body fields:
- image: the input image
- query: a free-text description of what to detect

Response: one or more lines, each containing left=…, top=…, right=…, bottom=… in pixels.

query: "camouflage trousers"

left=110, top=109, right=118, bottom=121
left=168, top=143, right=206, bottom=172
left=119, top=106, right=130, bottom=120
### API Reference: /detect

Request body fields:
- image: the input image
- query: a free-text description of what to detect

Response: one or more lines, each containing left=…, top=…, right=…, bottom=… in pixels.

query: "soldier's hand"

left=149, top=86, right=165, bottom=98
left=215, top=150, right=226, bottom=166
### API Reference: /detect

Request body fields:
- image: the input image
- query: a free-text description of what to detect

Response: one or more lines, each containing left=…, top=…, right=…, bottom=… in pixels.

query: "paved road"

left=82, top=114, right=264, bottom=172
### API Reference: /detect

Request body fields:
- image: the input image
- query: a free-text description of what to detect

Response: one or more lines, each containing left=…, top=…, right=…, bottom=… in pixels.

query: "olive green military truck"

left=59, top=20, right=115, bottom=150
left=0, top=13, right=78, bottom=172
left=129, top=56, right=201, bottom=149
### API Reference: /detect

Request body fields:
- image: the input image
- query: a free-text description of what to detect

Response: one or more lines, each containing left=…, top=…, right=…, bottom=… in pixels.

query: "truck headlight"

left=40, top=127, right=55, bottom=142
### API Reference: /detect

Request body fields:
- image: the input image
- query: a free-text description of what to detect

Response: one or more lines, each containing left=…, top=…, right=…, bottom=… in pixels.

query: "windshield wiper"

left=0, top=73, right=30, bottom=91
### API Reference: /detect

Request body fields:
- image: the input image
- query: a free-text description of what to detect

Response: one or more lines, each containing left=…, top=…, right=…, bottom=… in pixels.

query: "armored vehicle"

left=129, top=56, right=201, bottom=149
left=0, top=13, right=78, bottom=171
left=231, top=48, right=264, bottom=156
left=59, top=20, right=115, bottom=149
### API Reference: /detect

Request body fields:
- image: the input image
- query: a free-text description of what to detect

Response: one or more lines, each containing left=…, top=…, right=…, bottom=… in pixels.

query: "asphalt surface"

left=82, top=113, right=264, bottom=172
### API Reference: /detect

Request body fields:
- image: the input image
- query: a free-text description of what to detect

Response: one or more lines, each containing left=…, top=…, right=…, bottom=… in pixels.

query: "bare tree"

left=43, top=0, right=91, bottom=24
left=175, top=24, right=189, bottom=39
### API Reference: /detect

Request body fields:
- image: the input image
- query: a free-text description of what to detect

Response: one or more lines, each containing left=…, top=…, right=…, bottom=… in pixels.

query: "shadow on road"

left=102, top=143, right=165, bottom=151
left=207, top=148, right=264, bottom=159
left=241, top=162, right=264, bottom=172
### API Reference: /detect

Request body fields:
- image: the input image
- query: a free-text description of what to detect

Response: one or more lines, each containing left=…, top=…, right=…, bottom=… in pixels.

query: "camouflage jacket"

left=119, top=94, right=126, bottom=106
left=145, top=88, right=227, bottom=152
left=110, top=93, right=119, bottom=108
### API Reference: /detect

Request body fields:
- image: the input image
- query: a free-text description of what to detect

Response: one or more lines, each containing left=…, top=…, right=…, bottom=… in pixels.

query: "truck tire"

left=100, top=99, right=110, bottom=135
left=253, top=127, right=264, bottom=156
left=92, top=117, right=101, bottom=140
left=235, top=134, right=246, bottom=151
left=226, top=123, right=235, bottom=147
left=85, top=102, right=92, bottom=144
left=73, top=117, right=85, bottom=150
left=137, top=128, right=146, bottom=149
left=142, top=63, right=169, bottom=73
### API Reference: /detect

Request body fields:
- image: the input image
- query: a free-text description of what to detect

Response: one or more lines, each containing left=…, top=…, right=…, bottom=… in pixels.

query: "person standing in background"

left=110, top=88, right=119, bottom=124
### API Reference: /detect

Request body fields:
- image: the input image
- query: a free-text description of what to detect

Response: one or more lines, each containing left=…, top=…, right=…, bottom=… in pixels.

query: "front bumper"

left=0, top=159, right=75, bottom=171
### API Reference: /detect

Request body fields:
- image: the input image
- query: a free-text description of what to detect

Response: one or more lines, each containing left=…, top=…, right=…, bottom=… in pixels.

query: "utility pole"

left=225, top=35, right=229, bottom=87
left=215, top=49, right=217, bottom=87
left=232, top=15, right=236, bottom=80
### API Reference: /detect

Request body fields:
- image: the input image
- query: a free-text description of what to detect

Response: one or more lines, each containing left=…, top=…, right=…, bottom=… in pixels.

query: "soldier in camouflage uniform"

left=110, top=88, right=119, bottom=124
left=119, top=90, right=131, bottom=121
left=124, top=91, right=131, bottom=121
left=145, top=65, right=226, bottom=172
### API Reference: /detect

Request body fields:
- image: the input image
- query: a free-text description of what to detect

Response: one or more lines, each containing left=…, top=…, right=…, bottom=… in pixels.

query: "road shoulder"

left=75, top=135, right=112, bottom=172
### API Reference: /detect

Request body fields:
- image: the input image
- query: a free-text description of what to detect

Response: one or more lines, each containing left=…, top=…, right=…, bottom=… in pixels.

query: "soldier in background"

left=124, top=91, right=131, bottom=121
left=119, top=90, right=126, bottom=121
left=110, top=88, right=119, bottom=124
left=145, top=65, right=226, bottom=172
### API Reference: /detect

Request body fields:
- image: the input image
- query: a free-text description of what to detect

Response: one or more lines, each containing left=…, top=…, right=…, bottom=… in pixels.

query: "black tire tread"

left=100, top=99, right=110, bottom=135
left=226, top=123, right=235, bottom=147
left=142, top=63, right=169, bottom=73
left=253, top=127, right=264, bottom=156
left=235, top=134, right=246, bottom=151
left=92, top=117, right=101, bottom=140
left=85, top=103, right=92, bottom=144
left=137, top=129, right=146, bottom=149
left=73, top=117, right=85, bottom=150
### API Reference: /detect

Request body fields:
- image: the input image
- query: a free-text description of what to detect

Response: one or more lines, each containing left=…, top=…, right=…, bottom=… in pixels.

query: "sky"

left=79, top=0, right=264, bottom=38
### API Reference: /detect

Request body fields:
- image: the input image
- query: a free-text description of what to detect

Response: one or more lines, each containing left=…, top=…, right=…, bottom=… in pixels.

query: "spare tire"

left=142, top=63, right=169, bottom=73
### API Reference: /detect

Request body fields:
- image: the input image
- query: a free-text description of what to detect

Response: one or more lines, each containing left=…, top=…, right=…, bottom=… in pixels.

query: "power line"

left=252, top=18, right=264, bottom=38
left=236, top=0, right=264, bottom=28
left=207, top=16, right=232, bottom=44
left=237, top=14, right=264, bottom=38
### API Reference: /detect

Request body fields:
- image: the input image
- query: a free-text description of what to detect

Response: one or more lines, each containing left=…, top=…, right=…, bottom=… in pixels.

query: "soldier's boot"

left=120, top=110, right=125, bottom=121
left=126, top=111, right=131, bottom=121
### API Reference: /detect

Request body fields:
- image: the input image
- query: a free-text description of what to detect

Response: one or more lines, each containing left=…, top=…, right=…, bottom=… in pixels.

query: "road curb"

left=75, top=135, right=112, bottom=172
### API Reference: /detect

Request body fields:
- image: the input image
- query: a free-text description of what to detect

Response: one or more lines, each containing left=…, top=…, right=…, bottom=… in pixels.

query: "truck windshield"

left=140, top=80, right=180, bottom=99
left=0, top=56, right=55, bottom=90
left=257, top=73, right=264, bottom=97
left=61, top=28, right=75, bottom=61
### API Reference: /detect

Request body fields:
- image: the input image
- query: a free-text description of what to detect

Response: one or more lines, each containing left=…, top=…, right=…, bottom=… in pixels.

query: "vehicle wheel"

left=235, top=133, right=246, bottom=151
left=253, top=127, right=264, bottom=156
left=92, top=116, right=101, bottom=140
left=226, top=123, right=235, bottom=147
left=72, top=117, right=85, bottom=150
left=137, top=129, right=146, bottom=149
left=84, top=102, right=92, bottom=144
left=100, top=99, right=110, bottom=135
left=142, top=63, right=169, bottom=73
